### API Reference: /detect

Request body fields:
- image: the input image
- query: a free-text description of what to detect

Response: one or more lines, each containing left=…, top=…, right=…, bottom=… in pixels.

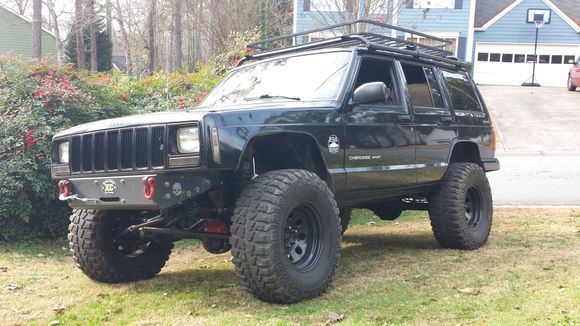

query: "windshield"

left=201, top=51, right=352, bottom=107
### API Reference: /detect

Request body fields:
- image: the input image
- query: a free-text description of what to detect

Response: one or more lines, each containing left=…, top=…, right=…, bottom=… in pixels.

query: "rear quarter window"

left=441, top=70, right=482, bottom=112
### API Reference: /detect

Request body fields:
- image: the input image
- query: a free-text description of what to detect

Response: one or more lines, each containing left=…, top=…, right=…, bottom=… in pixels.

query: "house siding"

left=294, top=0, right=474, bottom=60
left=0, top=6, right=57, bottom=58
left=473, top=0, right=580, bottom=60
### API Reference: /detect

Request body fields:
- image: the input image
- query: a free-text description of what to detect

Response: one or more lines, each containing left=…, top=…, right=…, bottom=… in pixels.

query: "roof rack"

left=243, top=20, right=466, bottom=68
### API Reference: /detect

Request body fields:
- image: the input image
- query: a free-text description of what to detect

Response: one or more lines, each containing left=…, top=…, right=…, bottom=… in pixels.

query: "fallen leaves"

left=6, top=282, right=20, bottom=291
left=52, top=305, right=66, bottom=314
left=454, top=287, right=481, bottom=296
left=0, top=266, right=8, bottom=272
left=325, top=311, right=344, bottom=325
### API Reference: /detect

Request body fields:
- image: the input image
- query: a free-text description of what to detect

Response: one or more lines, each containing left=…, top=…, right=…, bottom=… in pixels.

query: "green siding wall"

left=0, top=6, right=57, bottom=59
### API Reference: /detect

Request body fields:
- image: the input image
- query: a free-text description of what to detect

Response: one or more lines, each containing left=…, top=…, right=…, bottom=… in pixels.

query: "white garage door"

left=473, top=42, right=580, bottom=87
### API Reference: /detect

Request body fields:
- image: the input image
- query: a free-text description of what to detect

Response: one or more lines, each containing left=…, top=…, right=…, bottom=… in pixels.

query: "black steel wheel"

left=68, top=209, right=173, bottom=283
left=284, top=205, right=322, bottom=269
left=231, top=169, right=341, bottom=303
left=428, top=163, right=493, bottom=250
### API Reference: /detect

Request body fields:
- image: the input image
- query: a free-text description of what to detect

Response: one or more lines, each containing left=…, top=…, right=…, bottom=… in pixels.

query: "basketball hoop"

left=534, top=14, right=546, bottom=29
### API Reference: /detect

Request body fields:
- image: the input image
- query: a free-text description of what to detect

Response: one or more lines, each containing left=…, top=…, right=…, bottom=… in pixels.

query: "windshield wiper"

left=245, top=94, right=301, bottom=101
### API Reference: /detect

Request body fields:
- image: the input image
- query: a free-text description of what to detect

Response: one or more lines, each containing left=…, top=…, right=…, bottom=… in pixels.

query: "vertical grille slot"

left=106, top=131, right=119, bottom=170
left=135, top=128, right=149, bottom=168
left=81, top=135, right=93, bottom=172
left=94, top=133, right=105, bottom=171
left=70, top=136, right=81, bottom=172
left=120, top=129, right=133, bottom=169
left=151, top=126, right=165, bottom=167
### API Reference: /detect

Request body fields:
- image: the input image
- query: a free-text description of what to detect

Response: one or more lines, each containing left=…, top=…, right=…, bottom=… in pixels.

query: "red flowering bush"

left=0, top=57, right=132, bottom=240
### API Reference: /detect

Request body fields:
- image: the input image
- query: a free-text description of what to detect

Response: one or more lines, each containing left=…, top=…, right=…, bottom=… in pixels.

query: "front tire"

left=568, top=76, right=577, bottom=91
left=68, top=209, right=173, bottom=283
left=231, top=169, right=341, bottom=303
left=428, top=163, right=493, bottom=250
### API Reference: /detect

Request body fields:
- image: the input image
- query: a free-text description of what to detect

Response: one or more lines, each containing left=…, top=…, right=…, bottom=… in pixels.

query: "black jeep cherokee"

left=51, top=20, right=499, bottom=303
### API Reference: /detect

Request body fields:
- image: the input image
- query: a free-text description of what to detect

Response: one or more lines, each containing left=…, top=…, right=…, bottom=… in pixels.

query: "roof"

left=0, top=3, right=56, bottom=37
left=475, top=0, right=580, bottom=28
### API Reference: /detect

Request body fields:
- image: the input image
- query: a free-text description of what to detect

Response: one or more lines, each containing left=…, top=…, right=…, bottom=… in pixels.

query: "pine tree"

left=65, top=20, right=112, bottom=71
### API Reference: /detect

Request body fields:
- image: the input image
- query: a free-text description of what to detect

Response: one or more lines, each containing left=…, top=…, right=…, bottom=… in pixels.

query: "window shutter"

left=455, top=0, right=463, bottom=9
left=303, top=0, right=311, bottom=11
left=457, top=36, right=467, bottom=60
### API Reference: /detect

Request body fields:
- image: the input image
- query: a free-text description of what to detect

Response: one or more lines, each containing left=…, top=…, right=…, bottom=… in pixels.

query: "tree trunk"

left=106, top=0, right=113, bottom=64
left=87, top=0, right=98, bottom=71
left=45, top=0, right=64, bottom=64
left=88, top=0, right=97, bottom=71
left=114, top=0, right=133, bottom=75
left=75, top=0, right=85, bottom=69
left=172, top=0, right=183, bottom=71
left=32, top=0, right=42, bottom=60
left=147, top=0, right=156, bottom=75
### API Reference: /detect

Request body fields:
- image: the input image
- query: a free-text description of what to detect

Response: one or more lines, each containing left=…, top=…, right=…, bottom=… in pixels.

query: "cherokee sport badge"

left=101, top=180, right=117, bottom=196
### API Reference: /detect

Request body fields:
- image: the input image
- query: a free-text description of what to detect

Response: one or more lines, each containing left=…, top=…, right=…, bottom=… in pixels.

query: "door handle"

left=397, top=114, right=413, bottom=123
left=440, top=116, right=455, bottom=124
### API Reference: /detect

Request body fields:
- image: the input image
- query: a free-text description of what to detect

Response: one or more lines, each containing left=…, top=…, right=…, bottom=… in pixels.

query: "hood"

left=54, top=110, right=209, bottom=138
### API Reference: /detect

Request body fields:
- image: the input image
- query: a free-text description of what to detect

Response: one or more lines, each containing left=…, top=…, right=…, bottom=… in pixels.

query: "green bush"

left=0, top=56, right=230, bottom=240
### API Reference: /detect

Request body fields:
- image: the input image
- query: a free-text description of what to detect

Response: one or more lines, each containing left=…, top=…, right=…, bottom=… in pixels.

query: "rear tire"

left=68, top=209, right=173, bottom=283
left=568, top=76, right=577, bottom=91
left=428, top=163, right=493, bottom=250
left=230, top=169, right=341, bottom=303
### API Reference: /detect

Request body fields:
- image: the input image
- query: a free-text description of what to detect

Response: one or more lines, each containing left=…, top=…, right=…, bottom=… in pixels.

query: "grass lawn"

left=1, top=208, right=578, bottom=325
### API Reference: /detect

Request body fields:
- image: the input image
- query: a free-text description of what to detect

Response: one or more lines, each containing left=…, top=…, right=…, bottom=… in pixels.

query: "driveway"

left=479, top=86, right=580, bottom=206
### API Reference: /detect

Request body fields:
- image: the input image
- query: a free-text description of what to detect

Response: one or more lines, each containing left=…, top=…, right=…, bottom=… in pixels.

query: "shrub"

left=0, top=32, right=254, bottom=240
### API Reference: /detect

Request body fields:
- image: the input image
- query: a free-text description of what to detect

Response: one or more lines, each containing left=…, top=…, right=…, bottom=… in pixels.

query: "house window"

left=310, top=0, right=343, bottom=12
left=539, top=55, right=550, bottom=64
left=477, top=53, right=489, bottom=62
left=406, top=0, right=456, bottom=9
left=406, top=33, right=458, bottom=55
left=514, top=54, right=526, bottom=63
left=489, top=53, right=501, bottom=62
left=502, top=54, right=513, bottom=63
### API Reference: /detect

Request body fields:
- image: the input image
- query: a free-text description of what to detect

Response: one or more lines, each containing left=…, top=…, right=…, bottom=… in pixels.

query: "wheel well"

left=449, top=142, right=483, bottom=168
left=240, top=133, right=332, bottom=188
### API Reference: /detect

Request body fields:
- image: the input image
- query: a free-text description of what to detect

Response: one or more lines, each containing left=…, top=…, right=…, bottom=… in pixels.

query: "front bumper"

left=60, top=173, right=212, bottom=209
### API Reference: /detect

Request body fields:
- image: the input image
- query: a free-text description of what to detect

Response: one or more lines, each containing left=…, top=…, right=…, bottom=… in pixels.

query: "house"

left=293, top=0, right=580, bottom=87
left=473, top=0, right=580, bottom=87
left=0, top=3, right=57, bottom=59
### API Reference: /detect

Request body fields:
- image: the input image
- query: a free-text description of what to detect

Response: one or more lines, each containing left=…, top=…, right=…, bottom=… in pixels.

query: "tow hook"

left=58, top=180, right=71, bottom=200
left=143, top=176, right=156, bottom=200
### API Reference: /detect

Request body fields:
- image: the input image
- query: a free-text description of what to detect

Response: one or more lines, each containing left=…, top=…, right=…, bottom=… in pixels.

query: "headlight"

left=59, top=141, right=69, bottom=164
left=176, top=127, right=200, bottom=154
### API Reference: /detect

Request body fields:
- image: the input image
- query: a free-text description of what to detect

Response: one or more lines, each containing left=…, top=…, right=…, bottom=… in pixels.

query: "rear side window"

left=401, top=63, right=444, bottom=109
left=441, top=70, right=482, bottom=112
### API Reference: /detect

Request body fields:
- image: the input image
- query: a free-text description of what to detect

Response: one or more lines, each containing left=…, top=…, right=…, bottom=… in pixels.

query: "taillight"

left=491, top=128, right=497, bottom=153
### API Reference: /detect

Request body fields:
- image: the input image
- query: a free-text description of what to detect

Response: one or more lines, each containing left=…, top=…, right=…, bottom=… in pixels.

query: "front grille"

left=69, top=126, right=167, bottom=174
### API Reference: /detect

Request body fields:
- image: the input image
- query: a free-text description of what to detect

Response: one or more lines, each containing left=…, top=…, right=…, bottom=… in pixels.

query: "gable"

left=475, top=0, right=580, bottom=32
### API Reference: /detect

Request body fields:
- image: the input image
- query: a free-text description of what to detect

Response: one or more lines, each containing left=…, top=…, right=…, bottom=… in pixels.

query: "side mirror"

left=352, top=82, right=388, bottom=105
